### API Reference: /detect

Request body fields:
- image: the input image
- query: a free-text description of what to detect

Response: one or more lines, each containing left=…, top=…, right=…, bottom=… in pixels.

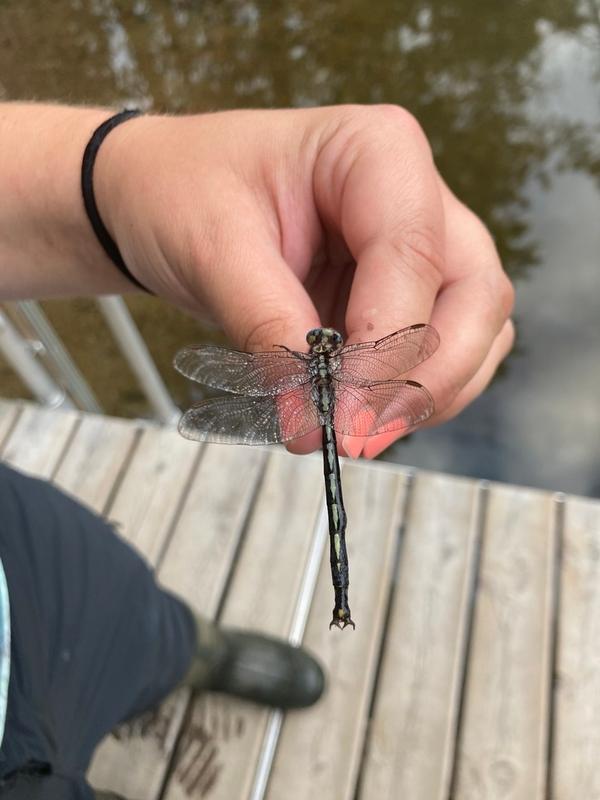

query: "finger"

left=313, top=106, right=445, bottom=343
left=194, top=218, right=320, bottom=354
left=360, top=318, right=515, bottom=458
left=189, top=217, right=325, bottom=455
left=343, top=181, right=513, bottom=458
left=401, top=183, right=514, bottom=416
left=423, top=317, right=515, bottom=426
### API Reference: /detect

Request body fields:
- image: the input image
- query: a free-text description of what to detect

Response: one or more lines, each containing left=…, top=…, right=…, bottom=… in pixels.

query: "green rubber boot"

left=182, top=616, right=325, bottom=709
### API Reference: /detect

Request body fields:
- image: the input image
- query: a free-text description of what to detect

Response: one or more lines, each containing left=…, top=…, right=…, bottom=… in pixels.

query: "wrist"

left=0, top=103, right=133, bottom=298
left=81, top=110, right=150, bottom=292
left=91, top=112, right=163, bottom=288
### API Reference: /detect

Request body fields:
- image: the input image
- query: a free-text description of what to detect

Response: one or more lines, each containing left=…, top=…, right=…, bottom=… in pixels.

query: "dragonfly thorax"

left=306, top=327, right=344, bottom=354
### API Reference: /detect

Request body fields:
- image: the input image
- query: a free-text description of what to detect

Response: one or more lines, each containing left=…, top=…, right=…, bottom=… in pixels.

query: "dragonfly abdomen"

left=321, top=421, right=354, bottom=630
left=311, top=355, right=354, bottom=627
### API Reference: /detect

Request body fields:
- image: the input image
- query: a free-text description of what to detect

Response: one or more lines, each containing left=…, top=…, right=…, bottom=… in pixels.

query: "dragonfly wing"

left=174, top=345, right=311, bottom=396
left=335, top=324, right=439, bottom=385
left=178, top=385, right=320, bottom=445
left=332, top=380, right=435, bottom=437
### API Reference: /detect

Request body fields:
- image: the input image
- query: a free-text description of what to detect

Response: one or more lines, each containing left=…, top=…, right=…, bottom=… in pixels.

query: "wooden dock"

left=1, top=399, right=599, bottom=800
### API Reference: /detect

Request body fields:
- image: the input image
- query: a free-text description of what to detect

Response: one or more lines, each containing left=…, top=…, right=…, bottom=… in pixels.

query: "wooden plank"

left=170, top=693, right=260, bottom=798
left=88, top=427, right=202, bottom=798
left=157, top=443, right=267, bottom=617
left=359, top=472, right=483, bottom=800
left=218, top=450, right=324, bottom=634
left=164, top=449, right=325, bottom=800
left=552, top=494, right=600, bottom=798
left=0, top=399, right=20, bottom=450
left=265, top=461, right=407, bottom=800
left=52, top=413, right=138, bottom=513
left=453, top=484, right=558, bottom=799
left=102, top=425, right=201, bottom=562
left=90, top=695, right=188, bottom=799
left=0, top=403, right=79, bottom=479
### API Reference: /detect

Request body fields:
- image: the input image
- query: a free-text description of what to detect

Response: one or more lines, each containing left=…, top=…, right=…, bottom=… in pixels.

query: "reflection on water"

left=0, top=0, right=598, bottom=494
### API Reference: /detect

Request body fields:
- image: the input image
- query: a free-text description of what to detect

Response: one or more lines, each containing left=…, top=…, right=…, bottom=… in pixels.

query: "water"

left=0, top=0, right=598, bottom=495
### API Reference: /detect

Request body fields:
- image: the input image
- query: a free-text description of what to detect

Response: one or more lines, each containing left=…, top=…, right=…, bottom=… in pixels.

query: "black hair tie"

left=81, top=109, right=151, bottom=293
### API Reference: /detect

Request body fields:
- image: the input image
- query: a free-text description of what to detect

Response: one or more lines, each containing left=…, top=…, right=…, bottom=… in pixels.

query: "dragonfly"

left=174, top=323, right=439, bottom=630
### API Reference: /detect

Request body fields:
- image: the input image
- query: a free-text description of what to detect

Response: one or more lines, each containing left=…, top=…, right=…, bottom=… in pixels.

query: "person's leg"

left=0, top=770, right=95, bottom=799
left=0, top=463, right=324, bottom=796
left=0, top=463, right=197, bottom=779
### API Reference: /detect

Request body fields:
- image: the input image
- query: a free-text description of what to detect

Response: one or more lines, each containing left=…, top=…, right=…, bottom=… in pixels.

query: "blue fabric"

left=0, top=463, right=196, bottom=798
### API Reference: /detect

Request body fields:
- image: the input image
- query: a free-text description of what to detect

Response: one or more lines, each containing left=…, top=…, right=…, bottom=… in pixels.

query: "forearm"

left=0, top=102, right=133, bottom=299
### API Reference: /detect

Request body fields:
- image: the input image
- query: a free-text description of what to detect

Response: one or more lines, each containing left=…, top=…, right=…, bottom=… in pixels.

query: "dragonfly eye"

left=306, top=329, right=320, bottom=345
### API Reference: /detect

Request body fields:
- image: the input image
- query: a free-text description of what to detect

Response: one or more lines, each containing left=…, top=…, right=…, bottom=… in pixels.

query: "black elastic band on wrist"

left=81, top=109, right=150, bottom=293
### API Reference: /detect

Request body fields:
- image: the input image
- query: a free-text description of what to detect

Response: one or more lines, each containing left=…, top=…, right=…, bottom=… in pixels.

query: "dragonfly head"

left=306, top=327, right=344, bottom=354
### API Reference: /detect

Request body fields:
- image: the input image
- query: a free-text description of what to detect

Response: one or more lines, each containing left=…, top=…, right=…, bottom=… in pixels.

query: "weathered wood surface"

left=52, top=413, right=139, bottom=512
left=0, top=402, right=79, bottom=478
left=0, top=399, right=19, bottom=447
left=2, top=400, right=600, bottom=800
left=359, top=473, right=483, bottom=800
left=552, top=495, right=600, bottom=800
left=452, top=484, right=558, bottom=800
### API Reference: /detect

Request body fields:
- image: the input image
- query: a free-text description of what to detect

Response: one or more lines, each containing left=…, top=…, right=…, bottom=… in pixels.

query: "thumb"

left=193, top=230, right=320, bottom=354
left=198, top=235, right=324, bottom=455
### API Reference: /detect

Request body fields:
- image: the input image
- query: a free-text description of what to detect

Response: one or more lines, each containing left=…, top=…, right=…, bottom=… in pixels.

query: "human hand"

left=96, top=105, right=514, bottom=457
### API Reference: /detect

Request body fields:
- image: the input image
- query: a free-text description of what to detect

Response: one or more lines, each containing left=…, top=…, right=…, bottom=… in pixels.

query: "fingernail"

left=342, top=435, right=365, bottom=459
left=362, top=431, right=400, bottom=459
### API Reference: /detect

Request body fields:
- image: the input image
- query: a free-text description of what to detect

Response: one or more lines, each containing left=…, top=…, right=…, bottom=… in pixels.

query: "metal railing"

left=0, top=297, right=180, bottom=425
